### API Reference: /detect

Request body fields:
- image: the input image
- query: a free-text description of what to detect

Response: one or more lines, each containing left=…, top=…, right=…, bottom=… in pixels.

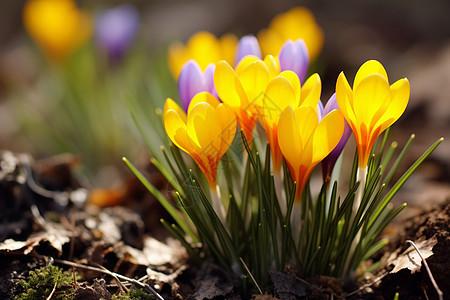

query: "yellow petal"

left=164, top=98, right=186, bottom=123
left=236, top=55, right=261, bottom=75
left=216, top=103, right=237, bottom=158
left=167, top=42, right=187, bottom=79
left=238, top=60, right=270, bottom=107
left=188, top=92, right=221, bottom=115
left=354, top=60, right=388, bottom=89
left=336, top=72, right=357, bottom=126
left=187, top=31, right=222, bottom=71
left=278, top=70, right=301, bottom=104
left=214, top=60, right=247, bottom=108
left=375, top=78, right=410, bottom=131
left=263, top=55, right=281, bottom=78
left=277, top=106, right=303, bottom=170
left=353, top=74, right=390, bottom=128
left=300, top=73, right=321, bottom=108
left=186, top=102, right=221, bottom=156
left=23, top=0, right=91, bottom=61
left=164, top=109, right=190, bottom=153
left=263, top=75, right=297, bottom=126
left=257, top=28, right=282, bottom=58
left=294, top=105, right=319, bottom=149
left=219, top=33, right=238, bottom=65
left=306, top=109, right=344, bottom=165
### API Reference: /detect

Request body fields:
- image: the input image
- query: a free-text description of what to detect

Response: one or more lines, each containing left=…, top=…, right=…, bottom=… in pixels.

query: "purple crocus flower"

left=95, top=4, right=139, bottom=62
left=178, top=60, right=217, bottom=112
left=321, top=93, right=352, bottom=182
left=278, top=39, right=309, bottom=83
left=234, top=35, right=262, bottom=66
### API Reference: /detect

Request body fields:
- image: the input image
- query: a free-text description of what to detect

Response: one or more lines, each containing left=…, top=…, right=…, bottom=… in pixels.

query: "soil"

left=372, top=200, right=450, bottom=300
left=0, top=151, right=448, bottom=300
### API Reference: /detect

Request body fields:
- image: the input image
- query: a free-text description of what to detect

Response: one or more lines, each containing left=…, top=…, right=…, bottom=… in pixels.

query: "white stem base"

left=211, top=185, right=227, bottom=226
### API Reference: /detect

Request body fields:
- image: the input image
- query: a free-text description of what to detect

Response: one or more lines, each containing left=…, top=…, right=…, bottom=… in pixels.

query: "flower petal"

left=307, top=109, right=344, bottom=165
left=186, top=103, right=221, bottom=156
left=178, top=60, right=205, bottom=111
left=293, top=105, right=319, bottom=158
left=278, top=70, right=301, bottom=105
left=277, top=106, right=303, bottom=170
left=238, top=60, right=270, bottom=108
left=278, top=39, right=309, bottom=83
left=375, top=78, right=410, bottom=131
left=353, top=74, right=390, bottom=128
left=354, top=59, right=388, bottom=89
left=164, top=108, right=190, bottom=153
left=235, top=35, right=262, bottom=66
left=263, top=55, right=281, bottom=78
left=164, top=98, right=186, bottom=123
left=214, top=60, right=247, bottom=108
left=216, top=103, right=237, bottom=158
left=263, top=75, right=297, bottom=126
left=336, top=72, right=357, bottom=127
left=299, top=73, right=321, bottom=108
left=187, top=31, right=222, bottom=71
left=187, top=92, right=221, bottom=115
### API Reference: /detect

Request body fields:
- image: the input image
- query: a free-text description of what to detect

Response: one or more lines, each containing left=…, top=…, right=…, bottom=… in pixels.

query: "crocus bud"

left=278, top=39, right=309, bottom=83
left=234, top=35, right=262, bottom=66
left=95, top=4, right=139, bottom=63
left=178, top=60, right=217, bottom=112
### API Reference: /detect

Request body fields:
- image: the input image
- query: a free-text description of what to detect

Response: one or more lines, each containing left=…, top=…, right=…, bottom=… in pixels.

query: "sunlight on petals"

left=278, top=106, right=344, bottom=201
left=336, top=60, right=410, bottom=168
left=168, top=31, right=238, bottom=79
left=163, top=95, right=236, bottom=188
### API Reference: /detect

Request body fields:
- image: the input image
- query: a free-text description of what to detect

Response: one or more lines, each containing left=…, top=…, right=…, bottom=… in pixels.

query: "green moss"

left=112, top=288, right=156, bottom=300
left=15, top=265, right=79, bottom=300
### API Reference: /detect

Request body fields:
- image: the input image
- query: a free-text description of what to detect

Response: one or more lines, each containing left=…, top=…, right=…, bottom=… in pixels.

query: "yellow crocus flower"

left=163, top=92, right=236, bottom=189
left=257, top=6, right=324, bottom=61
left=214, top=55, right=280, bottom=145
left=336, top=60, right=410, bottom=169
left=23, top=0, right=91, bottom=61
left=258, top=72, right=322, bottom=173
left=278, top=105, right=345, bottom=202
left=168, top=31, right=238, bottom=79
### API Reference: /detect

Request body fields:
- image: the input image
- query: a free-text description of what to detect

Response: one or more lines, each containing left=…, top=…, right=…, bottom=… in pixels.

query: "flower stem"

left=353, top=166, right=367, bottom=216
left=273, top=169, right=286, bottom=216
left=343, top=165, right=367, bottom=277
left=211, top=184, right=227, bottom=226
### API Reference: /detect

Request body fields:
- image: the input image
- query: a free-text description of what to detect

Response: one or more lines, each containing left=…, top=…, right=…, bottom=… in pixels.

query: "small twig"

left=92, top=262, right=128, bottom=293
left=239, top=257, right=262, bottom=295
left=406, top=240, right=443, bottom=300
left=46, top=280, right=58, bottom=300
left=345, top=271, right=389, bottom=297
left=54, top=259, right=164, bottom=300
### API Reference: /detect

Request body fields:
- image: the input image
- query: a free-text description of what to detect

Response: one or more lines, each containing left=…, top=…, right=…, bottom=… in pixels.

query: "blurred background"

left=0, top=0, right=448, bottom=212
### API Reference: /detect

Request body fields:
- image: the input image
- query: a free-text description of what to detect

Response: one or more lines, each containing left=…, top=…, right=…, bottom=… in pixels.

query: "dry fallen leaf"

left=390, top=236, right=437, bottom=274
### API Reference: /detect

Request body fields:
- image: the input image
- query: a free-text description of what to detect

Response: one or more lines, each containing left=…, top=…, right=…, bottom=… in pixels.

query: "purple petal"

left=234, top=35, right=262, bottom=66
left=317, top=100, right=324, bottom=121
left=95, top=4, right=140, bottom=62
left=178, top=60, right=205, bottom=112
left=203, top=63, right=219, bottom=99
left=279, top=39, right=309, bottom=83
left=321, top=93, right=352, bottom=182
left=323, top=93, right=340, bottom=115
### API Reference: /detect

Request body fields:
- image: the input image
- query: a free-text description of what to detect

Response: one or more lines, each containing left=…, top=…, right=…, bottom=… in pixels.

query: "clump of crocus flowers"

left=23, top=0, right=92, bottom=61
left=125, top=6, right=443, bottom=294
